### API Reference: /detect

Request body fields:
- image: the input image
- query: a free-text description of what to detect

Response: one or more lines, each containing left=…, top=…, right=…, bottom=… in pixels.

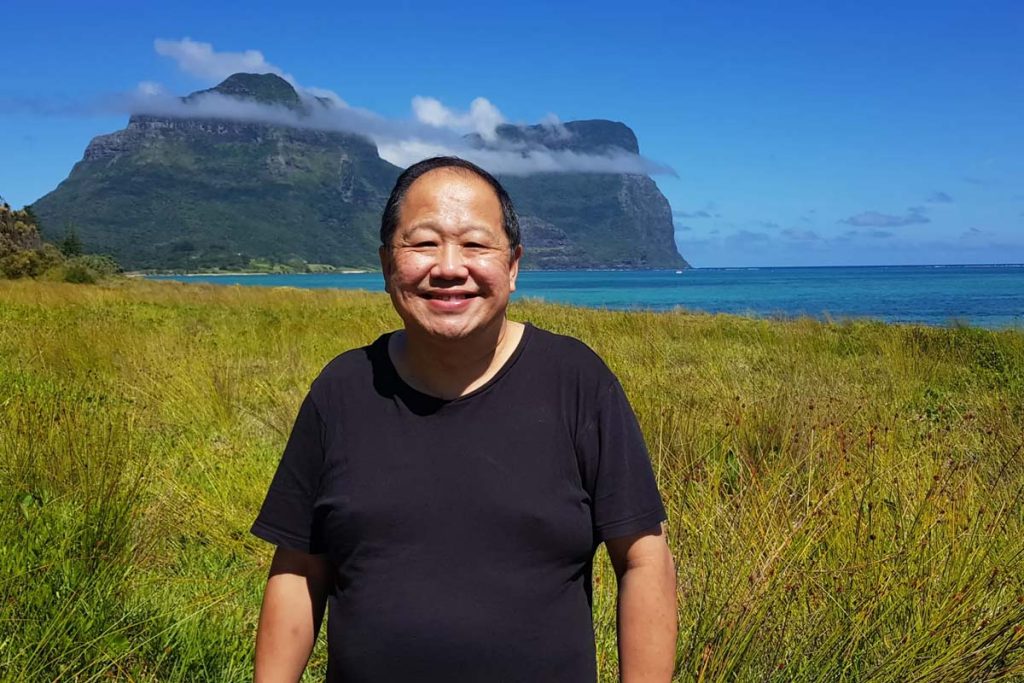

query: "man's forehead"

left=407, top=167, right=497, bottom=197
left=399, top=168, right=503, bottom=223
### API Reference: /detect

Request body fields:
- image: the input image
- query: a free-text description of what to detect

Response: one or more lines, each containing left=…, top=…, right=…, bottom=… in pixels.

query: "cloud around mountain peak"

left=145, top=38, right=671, bottom=177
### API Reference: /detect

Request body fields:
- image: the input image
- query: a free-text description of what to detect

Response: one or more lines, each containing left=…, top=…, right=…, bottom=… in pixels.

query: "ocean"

left=149, top=264, right=1024, bottom=329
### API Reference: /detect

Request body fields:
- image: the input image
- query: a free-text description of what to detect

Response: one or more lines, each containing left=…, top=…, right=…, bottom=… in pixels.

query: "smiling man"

left=251, top=156, right=677, bottom=682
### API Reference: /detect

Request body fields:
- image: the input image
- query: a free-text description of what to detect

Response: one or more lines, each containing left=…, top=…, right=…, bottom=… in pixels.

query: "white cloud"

left=154, top=38, right=289, bottom=83
left=154, top=37, right=345, bottom=106
left=24, top=38, right=677, bottom=178
left=538, top=113, right=572, bottom=140
left=412, top=96, right=504, bottom=141
left=128, top=88, right=672, bottom=175
left=375, top=139, right=456, bottom=168
left=411, top=97, right=452, bottom=127
left=135, top=81, right=165, bottom=97
left=303, top=86, right=347, bottom=108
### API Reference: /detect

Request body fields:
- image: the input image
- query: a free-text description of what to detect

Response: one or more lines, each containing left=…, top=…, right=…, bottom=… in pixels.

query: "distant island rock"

left=32, top=73, right=689, bottom=271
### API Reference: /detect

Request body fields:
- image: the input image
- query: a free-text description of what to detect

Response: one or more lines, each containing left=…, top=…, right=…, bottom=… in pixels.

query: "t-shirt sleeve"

left=251, top=392, right=327, bottom=553
left=578, top=377, right=667, bottom=542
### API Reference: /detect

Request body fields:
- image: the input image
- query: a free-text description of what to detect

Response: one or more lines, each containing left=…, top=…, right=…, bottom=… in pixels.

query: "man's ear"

left=378, top=246, right=391, bottom=293
left=509, top=244, right=523, bottom=292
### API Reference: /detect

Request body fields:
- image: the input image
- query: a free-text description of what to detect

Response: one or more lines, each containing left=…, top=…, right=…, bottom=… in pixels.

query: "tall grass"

left=1, top=279, right=1022, bottom=681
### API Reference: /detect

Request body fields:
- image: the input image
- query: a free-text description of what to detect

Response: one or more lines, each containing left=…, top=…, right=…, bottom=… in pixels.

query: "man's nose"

left=432, top=243, right=469, bottom=279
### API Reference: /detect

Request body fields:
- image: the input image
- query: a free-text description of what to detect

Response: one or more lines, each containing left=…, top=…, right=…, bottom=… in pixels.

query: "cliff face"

left=494, top=120, right=687, bottom=269
left=489, top=119, right=640, bottom=154
left=32, top=73, right=688, bottom=271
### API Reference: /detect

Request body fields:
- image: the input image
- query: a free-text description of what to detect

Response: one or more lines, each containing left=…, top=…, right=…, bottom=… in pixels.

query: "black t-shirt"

left=252, top=323, right=666, bottom=682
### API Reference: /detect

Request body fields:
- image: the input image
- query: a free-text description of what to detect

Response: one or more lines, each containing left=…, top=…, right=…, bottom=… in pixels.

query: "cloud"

left=727, top=230, right=770, bottom=245
left=303, top=86, right=346, bottom=107
left=12, top=38, right=673, bottom=178
left=961, top=227, right=984, bottom=239
left=674, top=224, right=693, bottom=232
left=387, top=139, right=669, bottom=175
left=838, top=229, right=892, bottom=239
left=839, top=210, right=930, bottom=228
left=136, top=81, right=166, bottom=97
left=146, top=38, right=672, bottom=175
left=672, top=210, right=712, bottom=218
left=412, top=96, right=504, bottom=141
left=538, top=113, right=572, bottom=140
left=927, top=191, right=954, bottom=203
left=781, top=228, right=820, bottom=241
left=154, top=38, right=346, bottom=106
left=759, top=221, right=780, bottom=229
left=155, top=38, right=292, bottom=83
left=124, top=88, right=671, bottom=176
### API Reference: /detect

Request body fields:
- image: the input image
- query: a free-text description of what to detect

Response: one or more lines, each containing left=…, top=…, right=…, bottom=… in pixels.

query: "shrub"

left=62, top=261, right=98, bottom=284
left=0, top=249, right=43, bottom=278
left=71, top=253, right=121, bottom=276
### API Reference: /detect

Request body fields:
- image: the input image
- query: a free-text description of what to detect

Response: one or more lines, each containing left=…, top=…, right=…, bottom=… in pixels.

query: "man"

left=252, top=156, right=676, bottom=682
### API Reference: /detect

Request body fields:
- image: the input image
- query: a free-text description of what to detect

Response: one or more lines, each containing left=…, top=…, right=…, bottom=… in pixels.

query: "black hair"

left=379, top=156, right=521, bottom=251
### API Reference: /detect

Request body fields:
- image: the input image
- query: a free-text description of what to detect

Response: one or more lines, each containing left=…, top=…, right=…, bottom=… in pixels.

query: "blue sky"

left=3, top=0, right=1022, bottom=267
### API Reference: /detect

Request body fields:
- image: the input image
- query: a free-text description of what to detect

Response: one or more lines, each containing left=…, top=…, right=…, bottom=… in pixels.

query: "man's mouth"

left=423, top=293, right=476, bottom=301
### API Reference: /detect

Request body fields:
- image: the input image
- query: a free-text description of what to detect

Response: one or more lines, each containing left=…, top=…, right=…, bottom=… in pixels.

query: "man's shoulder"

left=528, top=324, right=597, bottom=357
left=523, top=324, right=616, bottom=381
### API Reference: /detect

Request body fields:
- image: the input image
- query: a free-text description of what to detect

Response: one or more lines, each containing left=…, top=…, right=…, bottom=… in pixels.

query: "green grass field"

left=1, top=279, right=1022, bottom=682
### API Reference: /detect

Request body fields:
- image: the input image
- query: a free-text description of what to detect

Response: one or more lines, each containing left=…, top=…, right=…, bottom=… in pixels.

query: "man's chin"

left=404, top=317, right=506, bottom=343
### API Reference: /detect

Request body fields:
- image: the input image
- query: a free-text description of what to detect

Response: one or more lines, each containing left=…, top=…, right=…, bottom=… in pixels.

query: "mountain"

left=185, top=73, right=305, bottom=109
left=32, top=74, right=396, bottom=271
left=32, top=74, right=688, bottom=271
left=486, top=121, right=685, bottom=269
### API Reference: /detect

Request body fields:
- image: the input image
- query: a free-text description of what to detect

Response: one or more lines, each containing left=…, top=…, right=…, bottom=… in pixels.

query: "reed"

left=1, top=279, right=1022, bottom=681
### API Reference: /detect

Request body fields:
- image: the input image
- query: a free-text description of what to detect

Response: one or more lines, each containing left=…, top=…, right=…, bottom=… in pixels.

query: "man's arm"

left=254, top=546, right=332, bottom=682
left=606, top=526, right=677, bottom=683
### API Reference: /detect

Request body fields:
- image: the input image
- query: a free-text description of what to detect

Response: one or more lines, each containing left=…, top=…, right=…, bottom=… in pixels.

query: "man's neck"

left=390, top=319, right=525, bottom=400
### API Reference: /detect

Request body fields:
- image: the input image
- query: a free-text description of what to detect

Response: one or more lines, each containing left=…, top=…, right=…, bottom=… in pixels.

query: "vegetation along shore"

left=1, top=278, right=1023, bottom=681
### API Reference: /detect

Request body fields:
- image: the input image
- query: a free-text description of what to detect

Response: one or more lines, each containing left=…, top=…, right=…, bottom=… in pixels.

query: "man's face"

left=380, top=168, right=521, bottom=342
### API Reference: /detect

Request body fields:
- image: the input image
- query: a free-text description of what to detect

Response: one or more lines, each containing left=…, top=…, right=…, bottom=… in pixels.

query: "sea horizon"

left=142, top=262, right=1024, bottom=275
left=149, top=263, right=1024, bottom=330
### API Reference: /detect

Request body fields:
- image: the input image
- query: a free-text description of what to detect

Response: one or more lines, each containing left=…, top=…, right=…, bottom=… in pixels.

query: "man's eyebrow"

left=399, top=223, right=497, bottom=238
left=398, top=222, right=441, bottom=235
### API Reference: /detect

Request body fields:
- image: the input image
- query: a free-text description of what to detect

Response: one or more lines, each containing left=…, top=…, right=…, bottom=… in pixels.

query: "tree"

left=60, top=223, right=83, bottom=257
left=22, top=204, right=41, bottom=233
